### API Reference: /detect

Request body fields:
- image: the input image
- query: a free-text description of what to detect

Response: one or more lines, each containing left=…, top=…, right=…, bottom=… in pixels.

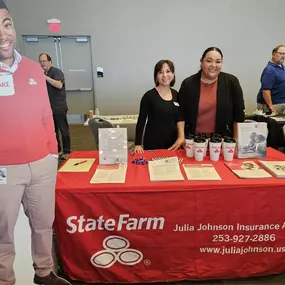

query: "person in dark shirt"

left=39, top=53, right=71, bottom=159
left=135, top=60, right=184, bottom=153
left=178, top=47, right=245, bottom=137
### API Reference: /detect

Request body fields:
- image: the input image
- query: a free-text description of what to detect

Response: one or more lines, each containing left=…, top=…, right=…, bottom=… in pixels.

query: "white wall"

left=6, top=0, right=285, bottom=114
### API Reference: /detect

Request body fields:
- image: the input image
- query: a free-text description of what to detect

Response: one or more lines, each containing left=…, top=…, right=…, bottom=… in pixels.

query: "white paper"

left=232, top=169, right=272, bottom=178
left=259, top=161, right=285, bottom=178
left=183, top=164, right=221, bottom=180
left=99, top=128, right=128, bottom=164
left=269, top=116, right=285, bottom=122
left=148, top=157, right=184, bottom=182
left=90, top=164, right=127, bottom=183
left=58, top=159, right=95, bottom=172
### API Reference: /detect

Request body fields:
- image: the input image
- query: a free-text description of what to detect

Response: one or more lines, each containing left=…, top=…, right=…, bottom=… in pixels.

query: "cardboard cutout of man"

left=0, top=1, right=71, bottom=284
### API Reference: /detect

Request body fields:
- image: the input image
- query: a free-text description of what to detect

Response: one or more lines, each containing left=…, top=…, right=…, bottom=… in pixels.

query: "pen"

left=73, top=160, right=88, bottom=166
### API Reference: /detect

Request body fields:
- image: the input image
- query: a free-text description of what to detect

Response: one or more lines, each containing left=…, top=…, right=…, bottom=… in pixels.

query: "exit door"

left=22, top=36, right=95, bottom=123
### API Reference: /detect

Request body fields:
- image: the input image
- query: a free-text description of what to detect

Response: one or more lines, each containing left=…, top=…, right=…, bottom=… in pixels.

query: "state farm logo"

left=90, top=236, right=143, bottom=268
left=225, top=146, right=235, bottom=153
left=185, top=143, right=193, bottom=149
left=66, top=214, right=164, bottom=233
left=29, top=78, right=37, bottom=85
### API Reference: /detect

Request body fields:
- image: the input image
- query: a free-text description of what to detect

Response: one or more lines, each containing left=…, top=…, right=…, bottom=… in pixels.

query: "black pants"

left=53, top=113, right=71, bottom=153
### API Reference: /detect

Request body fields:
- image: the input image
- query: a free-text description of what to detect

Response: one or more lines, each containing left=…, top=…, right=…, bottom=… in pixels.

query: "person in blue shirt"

left=257, top=45, right=285, bottom=114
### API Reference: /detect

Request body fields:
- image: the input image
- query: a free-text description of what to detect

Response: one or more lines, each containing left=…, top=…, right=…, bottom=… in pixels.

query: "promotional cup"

left=204, top=138, right=210, bottom=157
left=194, top=138, right=206, bottom=161
left=209, top=137, right=222, bottom=161
left=221, top=136, right=232, bottom=156
left=199, top=133, right=210, bottom=157
left=185, top=135, right=195, bottom=158
left=211, top=133, right=222, bottom=141
left=223, top=138, right=236, bottom=161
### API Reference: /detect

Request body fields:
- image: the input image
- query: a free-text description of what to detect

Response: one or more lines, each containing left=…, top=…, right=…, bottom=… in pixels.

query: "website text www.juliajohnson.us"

left=200, top=245, right=285, bottom=255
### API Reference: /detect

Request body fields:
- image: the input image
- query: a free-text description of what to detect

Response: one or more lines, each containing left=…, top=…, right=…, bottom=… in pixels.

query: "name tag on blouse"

left=173, top=102, right=179, bottom=106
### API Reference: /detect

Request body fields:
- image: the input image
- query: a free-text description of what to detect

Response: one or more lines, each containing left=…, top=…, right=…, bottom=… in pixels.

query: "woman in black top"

left=135, top=60, right=184, bottom=153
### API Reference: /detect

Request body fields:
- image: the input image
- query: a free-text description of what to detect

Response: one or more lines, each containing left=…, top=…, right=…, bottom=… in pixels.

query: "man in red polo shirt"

left=0, top=1, right=71, bottom=284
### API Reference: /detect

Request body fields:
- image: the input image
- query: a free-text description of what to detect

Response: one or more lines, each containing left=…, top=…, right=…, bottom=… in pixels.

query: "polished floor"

left=14, top=124, right=285, bottom=285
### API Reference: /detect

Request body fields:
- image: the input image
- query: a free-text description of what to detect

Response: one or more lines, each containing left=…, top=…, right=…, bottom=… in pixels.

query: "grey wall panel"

left=22, top=36, right=95, bottom=115
left=7, top=0, right=285, bottom=114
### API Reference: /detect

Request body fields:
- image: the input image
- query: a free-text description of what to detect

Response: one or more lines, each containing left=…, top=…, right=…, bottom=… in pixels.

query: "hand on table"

left=135, top=145, right=144, bottom=154
left=168, top=137, right=185, bottom=151
left=269, top=105, right=277, bottom=114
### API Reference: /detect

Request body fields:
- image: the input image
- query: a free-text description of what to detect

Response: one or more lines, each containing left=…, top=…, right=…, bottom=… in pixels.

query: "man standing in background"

left=0, top=1, right=71, bottom=284
left=39, top=53, right=71, bottom=160
left=257, top=45, right=285, bottom=114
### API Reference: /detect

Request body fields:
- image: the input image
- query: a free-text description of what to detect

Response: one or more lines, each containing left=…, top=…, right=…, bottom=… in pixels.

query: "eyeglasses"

left=275, top=52, right=285, bottom=56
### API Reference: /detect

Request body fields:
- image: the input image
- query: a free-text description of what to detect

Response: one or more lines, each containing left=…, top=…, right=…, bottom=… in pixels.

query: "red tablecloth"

left=55, top=148, right=285, bottom=283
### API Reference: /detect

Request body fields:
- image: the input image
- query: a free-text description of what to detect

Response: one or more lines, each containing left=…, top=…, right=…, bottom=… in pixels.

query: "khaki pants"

left=0, top=154, right=58, bottom=285
left=257, top=103, right=285, bottom=114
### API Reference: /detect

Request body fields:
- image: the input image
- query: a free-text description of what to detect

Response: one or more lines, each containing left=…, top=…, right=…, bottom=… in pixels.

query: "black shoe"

left=59, top=152, right=70, bottom=160
left=34, top=271, right=71, bottom=285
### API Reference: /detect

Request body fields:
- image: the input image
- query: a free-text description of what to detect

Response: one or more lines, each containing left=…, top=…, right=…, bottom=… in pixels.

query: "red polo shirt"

left=0, top=56, right=57, bottom=165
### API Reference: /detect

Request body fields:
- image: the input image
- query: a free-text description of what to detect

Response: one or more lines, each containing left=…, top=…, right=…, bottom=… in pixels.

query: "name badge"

left=173, top=102, right=180, bottom=106
left=0, top=168, right=7, bottom=184
left=0, top=72, right=15, bottom=96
